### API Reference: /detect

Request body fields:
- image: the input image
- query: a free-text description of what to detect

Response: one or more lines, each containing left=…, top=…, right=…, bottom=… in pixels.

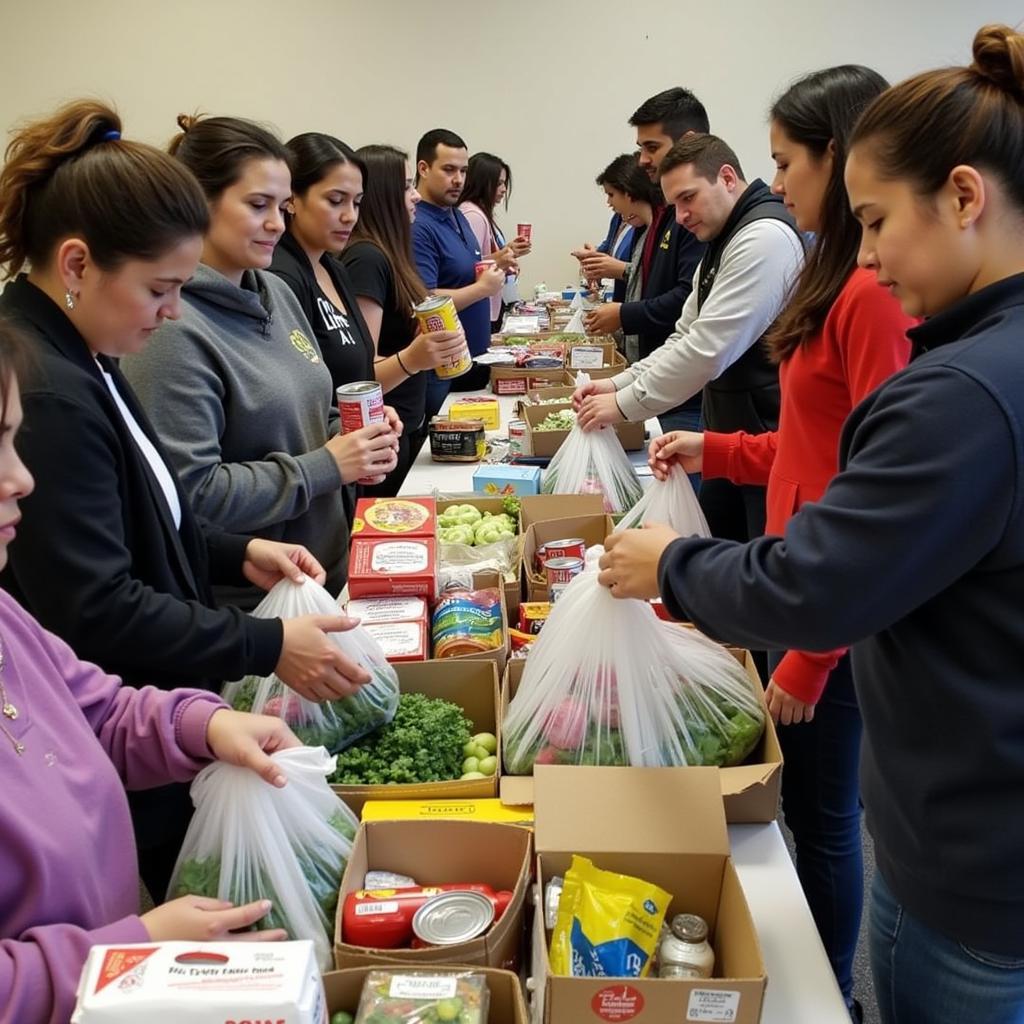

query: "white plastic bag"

left=503, top=550, right=764, bottom=772
left=614, top=464, right=710, bottom=537
left=542, top=423, right=643, bottom=514
left=565, top=307, right=587, bottom=334
left=167, top=746, right=358, bottom=971
left=222, top=577, right=399, bottom=752
left=569, top=290, right=585, bottom=311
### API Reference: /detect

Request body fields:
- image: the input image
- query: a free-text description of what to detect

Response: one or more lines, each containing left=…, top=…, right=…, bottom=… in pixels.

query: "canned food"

left=541, top=538, right=586, bottom=565
left=336, top=381, right=386, bottom=485
left=414, top=295, right=472, bottom=380
left=508, top=419, right=528, bottom=457
left=428, top=418, right=486, bottom=462
left=412, top=890, right=495, bottom=946
left=545, top=556, right=584, bottom=602
left=474, top=259, right=497, bottom=278
left=517, top=222, right=533, bottom=242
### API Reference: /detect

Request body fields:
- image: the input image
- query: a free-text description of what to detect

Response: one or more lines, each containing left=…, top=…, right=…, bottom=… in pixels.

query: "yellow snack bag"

left=549, top=855, right=671, bottom=977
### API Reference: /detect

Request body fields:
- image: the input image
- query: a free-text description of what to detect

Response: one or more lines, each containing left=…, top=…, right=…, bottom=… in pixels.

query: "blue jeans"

left=424, top=370, right=451, bottom=422
left=770, top=650, right=863, bottom=1004
left=656, top=406, right=702, bottom=492
left=870, top=872, right=1024, bottom=1024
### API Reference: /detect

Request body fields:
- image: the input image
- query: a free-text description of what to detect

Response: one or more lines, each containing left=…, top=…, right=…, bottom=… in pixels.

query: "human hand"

left=142, top=895, right=288, bottom=943
left=478, top=264, right=506, bottom=296
left=598, top=523, right=681, bottom=600
left=406, top=329, right=467, bottom=373
left=204, top=707, right=301, bottom=788
left=649, top=431, right=704, bottom=479
left=325, top=423, right=398, bottom=484
left=490, top=246, right=518, bottom=272
left=510, top=235, right=532, bottom=257
left=383, top=404, right=403, bottom=441
left=242, top=539, right=327, bottom=591
left=571, top=377, right=615, bottom=412
left=580, top=253, right=627, bottom=281
left=584, top=302, right=622, bottom=334
left=577, top=391, right=625, bottom=432
left=570, top=243, right=596, bottom=262
left=275, top=614, right=373, bottom=702
left=765, top=680, right=816, bottom=725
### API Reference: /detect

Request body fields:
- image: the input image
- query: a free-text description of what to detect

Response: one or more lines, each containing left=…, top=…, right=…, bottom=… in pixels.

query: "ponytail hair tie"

left=102, top=129, right=121, bottom=141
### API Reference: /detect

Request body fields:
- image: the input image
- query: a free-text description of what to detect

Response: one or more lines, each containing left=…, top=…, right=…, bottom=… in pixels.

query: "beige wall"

left=1, top=0, right=1019, bottom=290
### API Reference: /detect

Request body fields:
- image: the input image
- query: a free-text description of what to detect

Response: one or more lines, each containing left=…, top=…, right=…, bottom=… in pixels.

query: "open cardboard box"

left=520, top=400, right=646, bottom=456
left=331, top=660, right=501, bottom=816
left=323, top=966, right=528, bottom=1024
left=500, top=650, right=783, bottom=824
left=520, top=513, right=616, bottom=602
left=519, top=493, right=606, bottom=531
left=559, top=351, right=628, bottom=384
left=528, top=766, right=767, bottom=1024
left=333, top=818, right=533, bottom=972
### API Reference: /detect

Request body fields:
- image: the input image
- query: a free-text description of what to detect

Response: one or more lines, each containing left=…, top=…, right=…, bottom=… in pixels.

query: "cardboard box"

left=449, top=395, right=501, bottom=431
left=499, top=653, right=783, bottom=824
left=519, top=494, right=606, bottom=532
left=352, top=497, right=436, bottom=539
left=348, top=536, right=437, bottom=600
left=473, top=464, right=542, bottom=496
left=529, top=766, right=767, bottom=1024
left=520, top=400, right=646, bottom=456
left=491, top=366, right=567, bottom=395
left=559, top=350, right=628, bottom=384
left=323, top=966, right=528, bottom=1024
left=520, top=514, right=616, bottom=601
left=363, top=620, right=429, bottom=663
left=331, top=659, right=501, bottom=816
left=361, top=797, right=534, bottom=827
left=333, top=819, right=533, bottom=971
left=346, top=595, right=429, bottom=625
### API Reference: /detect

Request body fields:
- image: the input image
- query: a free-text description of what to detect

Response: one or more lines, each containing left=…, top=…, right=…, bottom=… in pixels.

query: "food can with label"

left=545, top=556, right=584, bottom=602
left=508, top=418, right=528, bottom=457
left=414, top=295, right=472, bottom=380
left=428, top=417, right=486, bottom=462
left=336, top=381, right=387, bottom=485
left=411, top=890, right=496, bottom=946
left=517, top=222, right=533, bottom=242
left=541, top=538, right=586, bottom=565
left=474, top=259, right=496, bottom=278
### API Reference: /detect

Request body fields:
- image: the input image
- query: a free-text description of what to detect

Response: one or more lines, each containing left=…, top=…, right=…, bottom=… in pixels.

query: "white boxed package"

left=71, top=940, right=325, bottom=1024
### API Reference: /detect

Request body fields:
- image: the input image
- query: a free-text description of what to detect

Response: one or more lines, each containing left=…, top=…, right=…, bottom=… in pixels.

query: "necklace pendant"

left=14, top=740, right=23, bottom=755
left=2, top=702, right=17, bottom=721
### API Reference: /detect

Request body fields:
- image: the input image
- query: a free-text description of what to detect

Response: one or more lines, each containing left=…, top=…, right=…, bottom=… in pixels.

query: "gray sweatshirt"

left=122, top=264, right=346, bottom=604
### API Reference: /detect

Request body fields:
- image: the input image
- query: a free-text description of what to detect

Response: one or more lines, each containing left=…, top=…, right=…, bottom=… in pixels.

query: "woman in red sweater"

left=650, top=66, right=914, bottom=1018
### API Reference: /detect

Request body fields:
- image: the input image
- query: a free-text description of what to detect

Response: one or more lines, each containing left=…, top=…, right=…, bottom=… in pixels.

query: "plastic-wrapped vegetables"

left=541, top=423, right=643, bottom=514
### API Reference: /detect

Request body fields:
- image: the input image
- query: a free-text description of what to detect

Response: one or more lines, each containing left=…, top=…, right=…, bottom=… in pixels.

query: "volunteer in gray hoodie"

left=123, top=115, right=400, bottom=606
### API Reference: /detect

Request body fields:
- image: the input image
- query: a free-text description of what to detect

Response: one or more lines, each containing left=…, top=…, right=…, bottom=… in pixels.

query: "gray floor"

left=780, top=814, right=880, bottom=1024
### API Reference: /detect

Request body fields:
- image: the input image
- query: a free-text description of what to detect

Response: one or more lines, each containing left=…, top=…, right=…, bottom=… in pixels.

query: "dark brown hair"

left=0, top=319, right=33, bottom=422
left=170, top=113, right=290, bottom=200
left=767, top=65, right=889, bottom=360
left=850, top=25, right=1024, bottom=212
left=629, top=87, right=710, bottom=139
left=658, top=134, right=744, bottom=183
left=347, top=144, right=427, bottom=316
left=0, top=100, right=208, bottom=278
left=596, top=153, right=662, bottom=206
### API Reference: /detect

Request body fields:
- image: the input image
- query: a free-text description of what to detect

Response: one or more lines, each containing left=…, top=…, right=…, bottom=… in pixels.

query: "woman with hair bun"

left=0, top=101, right=371, bottom=900
left=123, top=115, right=399, bottom=603
left=600, top=23, right=1024, bottom=1023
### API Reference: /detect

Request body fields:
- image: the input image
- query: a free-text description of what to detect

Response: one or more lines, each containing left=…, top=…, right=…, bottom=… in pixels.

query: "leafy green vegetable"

left=438, top=504, right=483, bottom=528
left=437, top=509, right=516, bottom=548
left=501, top=495, right=521, bottom=526
left=328, top=692, right=474, bottom=785
left=536, top=409, right=578, bottom=432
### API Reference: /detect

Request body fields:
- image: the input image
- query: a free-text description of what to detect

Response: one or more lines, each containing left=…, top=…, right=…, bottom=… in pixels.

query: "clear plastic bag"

left=354, top=969, right=490, bottom=1024
left=167, top=746, right=358, bottom=971
left=503, top=549, right=765, bottom=772
left=565, top=307, right=587, bottom=334
left=614, top=464, right=710, bottom=537
left=542, top=423, right=643, bottom=514
left=222, top=577, right=399, bottom=752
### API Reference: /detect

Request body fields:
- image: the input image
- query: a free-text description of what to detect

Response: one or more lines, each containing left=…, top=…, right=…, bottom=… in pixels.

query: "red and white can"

left=475, top=259, right=497, bottom=278
left=508, top=418, right=528, bottom=457
left=336, top=381, right=386, bottom=485
left=545, top=556, right=584, bottom=602
left=517, top=222, right=533, bottom=242
left=541, top=538, right=586, bottom=565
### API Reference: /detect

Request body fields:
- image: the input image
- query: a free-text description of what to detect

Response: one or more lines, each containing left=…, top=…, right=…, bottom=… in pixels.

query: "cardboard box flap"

left=519, top=493, right=605, bottom=531
left=533, top=765, right=729, bottom=856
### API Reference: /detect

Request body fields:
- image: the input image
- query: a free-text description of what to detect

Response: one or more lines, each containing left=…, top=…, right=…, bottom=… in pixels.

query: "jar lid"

left=671, top=913, right=709, bottom=942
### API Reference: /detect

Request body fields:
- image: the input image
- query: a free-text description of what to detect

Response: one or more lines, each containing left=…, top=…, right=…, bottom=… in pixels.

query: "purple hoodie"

left=0, top=589, right=225, bottom=1023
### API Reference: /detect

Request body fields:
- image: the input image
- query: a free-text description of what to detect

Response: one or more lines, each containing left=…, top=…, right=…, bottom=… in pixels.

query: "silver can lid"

left=671, top=913, right=709, bottom=943
left=412, top=890, right=495, bottom=946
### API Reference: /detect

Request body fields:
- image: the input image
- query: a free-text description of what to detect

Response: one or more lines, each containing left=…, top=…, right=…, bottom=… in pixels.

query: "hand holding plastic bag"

left=614, top=464, right=709, bottom=537
left=223, top=577, right=399, bottom=753
left=542, top=423, right=643, bottom=515
left=167, top=746, right=358, bottom=971
left=503, top=549, right=764, bottom=772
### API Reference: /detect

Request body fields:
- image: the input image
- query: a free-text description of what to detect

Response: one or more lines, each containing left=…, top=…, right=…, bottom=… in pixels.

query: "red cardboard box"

left=348, top=537, right=437, bottom=600
left=352, top=497, right=436, bottom=539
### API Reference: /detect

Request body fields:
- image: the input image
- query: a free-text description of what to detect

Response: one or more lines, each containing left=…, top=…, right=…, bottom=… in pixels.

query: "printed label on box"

left=686, top=989, right=740, bottom=1022
left=370, top=541, right=428, bottom=573
left=364, top=622, right=425, bottom=658
left=570, top=345, right=605, bottom=369
left=347, top=596, right=427, bottom=624
left=389, top=975, right=459, bottom=1000
left=590, top=984, right=645, bottom=1022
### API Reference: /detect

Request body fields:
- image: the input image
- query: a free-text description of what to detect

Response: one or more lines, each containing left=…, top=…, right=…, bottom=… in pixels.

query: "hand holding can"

left=414, top=297, right=472, bottom=380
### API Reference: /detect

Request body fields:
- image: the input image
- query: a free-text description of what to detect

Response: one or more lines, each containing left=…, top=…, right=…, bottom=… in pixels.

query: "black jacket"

left=660, top=273, right=1024, bottom=955
left=0, top=276, right=282, bottom=691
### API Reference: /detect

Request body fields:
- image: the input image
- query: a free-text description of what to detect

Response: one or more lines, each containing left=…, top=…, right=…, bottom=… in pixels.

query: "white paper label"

left=686, top=989, right=741, bottom=1022
left=388, top=975, right=459, bottom=1000
left=364, top=622, right=423, bottom=657
left=569, top=345, right=604, bottom=369
left=371, top=541, right=428, bottom=573
left=347, top=596, right=426, bottom=624
left=354, top=900, right=399, bottom=916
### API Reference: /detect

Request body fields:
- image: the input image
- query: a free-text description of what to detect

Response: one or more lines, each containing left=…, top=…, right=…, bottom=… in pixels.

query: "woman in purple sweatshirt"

left=0, top=317, right=299, bottom=1021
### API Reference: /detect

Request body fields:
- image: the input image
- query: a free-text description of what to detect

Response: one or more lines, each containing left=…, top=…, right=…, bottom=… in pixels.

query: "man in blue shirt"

left=412, top=129, right=504, bottom=415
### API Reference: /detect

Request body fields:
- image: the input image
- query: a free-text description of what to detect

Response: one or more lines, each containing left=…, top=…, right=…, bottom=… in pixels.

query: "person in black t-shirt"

left=342, top=144, right=467, bottom=495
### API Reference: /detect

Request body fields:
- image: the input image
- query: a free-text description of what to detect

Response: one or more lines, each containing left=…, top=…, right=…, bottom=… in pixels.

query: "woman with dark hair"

left=459, top=152, right=530, bottom=331
left=602, top=26, right=1024, bottom=1021
left=630, top=66, right=913, bottom=1017
left=342, top=144, right=467, bottom=493
left=0, top=101, right=371, bottom=899
left=123, top=116, right=400, bottom=604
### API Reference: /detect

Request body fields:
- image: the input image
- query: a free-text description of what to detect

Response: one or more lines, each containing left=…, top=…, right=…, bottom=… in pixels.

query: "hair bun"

left=972, top=24, right=1024, bottom=99
left=176, top=113, right=199, bottom=133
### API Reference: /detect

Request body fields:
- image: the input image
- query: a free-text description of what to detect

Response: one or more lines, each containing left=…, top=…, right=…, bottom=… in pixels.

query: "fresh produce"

left=459, top=732, right=498, bottom=780
left=438, top=505, right=516, bottom=546
left=536, top=409, right=577, bottom=432
left=353, top=970, right=489, bottom=1024
left=331, top=1012, right=355, bottom=1024
left=328, top=693, right=476, bottom=786
left=541, top=424, right=643, bottom=514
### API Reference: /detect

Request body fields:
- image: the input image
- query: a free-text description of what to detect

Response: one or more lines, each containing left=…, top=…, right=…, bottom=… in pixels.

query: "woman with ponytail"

left=0, top=101, right=372, bottom=900
left=602, top=24, right=1024, bottom=1023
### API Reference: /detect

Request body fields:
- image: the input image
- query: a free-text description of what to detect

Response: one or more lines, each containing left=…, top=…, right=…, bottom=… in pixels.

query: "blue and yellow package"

left=549, top=855, right=671, bottom=977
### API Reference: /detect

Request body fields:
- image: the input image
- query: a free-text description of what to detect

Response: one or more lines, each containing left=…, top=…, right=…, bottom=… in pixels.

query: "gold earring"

left=64, top=289, right=76, bottom=310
